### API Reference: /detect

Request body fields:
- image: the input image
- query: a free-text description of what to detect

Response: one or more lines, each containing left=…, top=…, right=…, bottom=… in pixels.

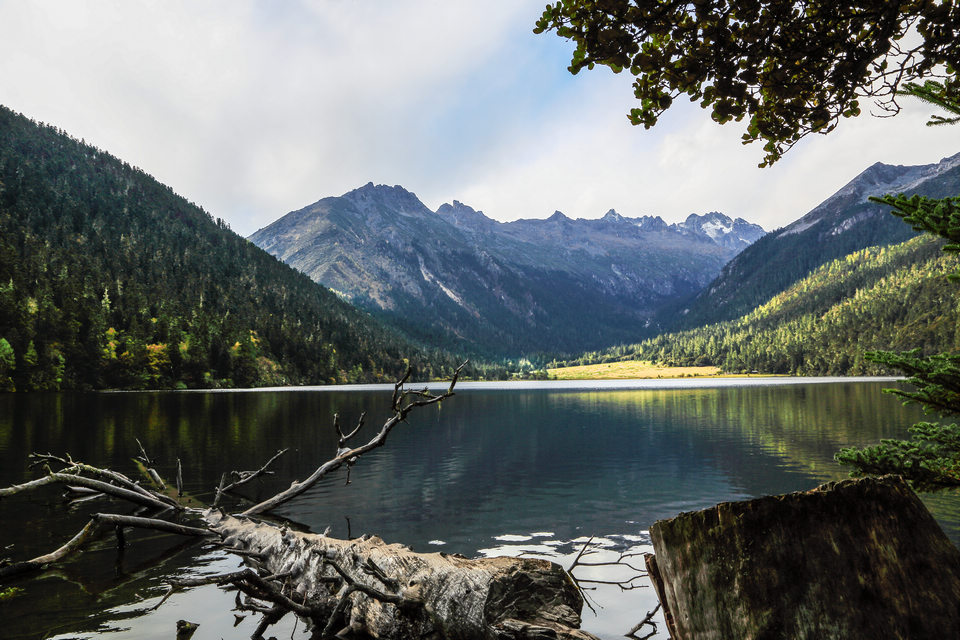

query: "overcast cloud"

left=0, top=1, right=957, bottom=236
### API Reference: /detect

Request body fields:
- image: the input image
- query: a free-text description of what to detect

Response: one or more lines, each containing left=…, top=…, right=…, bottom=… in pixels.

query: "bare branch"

left=625, top=603, right=661, bottom=640
left=136, top=439, right=165, bottom=490
left=0, top=474, right=59, bottom=497
left=92, top=513, right=215, bottom=538
left=0, top=518, right=99, bottom=579
left=47, top=473, right=176, bottom=511
left=241, top=363, right=465, bottom=516
left=567, top=537, right=596, bottom=574
left=213, top=449, right=288, bottom=506
left=176, top=458, right=183, bottom=498
left=391, top=367, right=413, bottom=409
left=135, top=438, right=153, bottom=467
left=336, top=412, right=366, bottom=447
left=323, top=556, right=407, bottom=606
left=252, top=604, right=287, bottom=639
left=219, top=547, right=270, bottom=561
left=565, top=537, right=649, bottom=617
left=317, top=556, right=416, bottom=639
left=27, top=453, right=161, bottom=502
left=574, top=551, right=647, bottom=575
left=229, top=570, right=314, bottom=618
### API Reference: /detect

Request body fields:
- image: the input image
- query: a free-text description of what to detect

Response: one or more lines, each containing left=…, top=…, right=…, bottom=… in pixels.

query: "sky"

left=0, top=1, right=957, bottom=237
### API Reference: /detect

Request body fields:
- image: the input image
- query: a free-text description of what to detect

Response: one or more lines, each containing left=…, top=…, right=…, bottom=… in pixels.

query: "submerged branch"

left=214, top=449, right=288, bottom=506
left=47, top=473, right=175, bottom=511
left=0, top=474, right=59, bottom=497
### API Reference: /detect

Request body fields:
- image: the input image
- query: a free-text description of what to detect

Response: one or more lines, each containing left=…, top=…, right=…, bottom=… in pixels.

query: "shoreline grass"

left=547, top=360, right=723, bottom=380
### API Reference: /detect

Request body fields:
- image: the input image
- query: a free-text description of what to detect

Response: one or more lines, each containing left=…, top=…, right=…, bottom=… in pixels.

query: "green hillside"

left=656, top=155, right=960, bottom=333
left=0, top=106, right=487, bottom=391
left=555, top=235, right=960, bottom=375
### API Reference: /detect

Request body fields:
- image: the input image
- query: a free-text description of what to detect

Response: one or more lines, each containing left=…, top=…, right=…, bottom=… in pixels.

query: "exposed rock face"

left=647, top=476, right=960, bottom=640
left=781, top=153, right=960, bottom=238
left=677, top=211, right=766, bottom=252
left=249, top=183, right=764, bottom=355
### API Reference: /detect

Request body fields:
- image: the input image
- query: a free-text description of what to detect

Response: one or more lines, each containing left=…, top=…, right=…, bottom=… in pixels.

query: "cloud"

left=446, top=85, right=960, bottom=231
left=0, top=1, right=957, bottom=235
left=0, top=1, right=543, bottom=232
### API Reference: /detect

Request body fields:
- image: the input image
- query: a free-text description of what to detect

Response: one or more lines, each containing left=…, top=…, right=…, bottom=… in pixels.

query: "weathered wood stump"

left=208, top=511, right=599, bottom=639
left=645, top=476, right=960, bottom=640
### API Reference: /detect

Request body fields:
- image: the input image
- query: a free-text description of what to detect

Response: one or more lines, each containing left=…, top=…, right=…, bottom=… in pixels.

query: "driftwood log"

left=0, top=365, right=604, bottom=640
left=645, top=475, right=960, bottom=640
left=201, top=511, right=597, bottom=639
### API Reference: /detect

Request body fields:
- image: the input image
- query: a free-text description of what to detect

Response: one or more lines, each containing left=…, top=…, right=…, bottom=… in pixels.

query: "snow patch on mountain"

left=419, top=256, right=466, bottom=308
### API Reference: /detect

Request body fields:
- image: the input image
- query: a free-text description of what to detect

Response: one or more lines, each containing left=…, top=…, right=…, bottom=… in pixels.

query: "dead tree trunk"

left=645, top=475, right=960, bottom=640
left=0, top=365, right=602, bottom=640
left=204, top=511, right=596, bottom=639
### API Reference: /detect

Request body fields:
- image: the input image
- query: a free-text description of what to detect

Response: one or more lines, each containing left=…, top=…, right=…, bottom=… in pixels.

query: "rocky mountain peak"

left=682, top=212, right=733, bottom=237
left=250, top=180, right=769, bottom=355
left=436, top=200, right=497, bottom=232
left=781, top=151, right=960, bottom=238
left=342, top=182, right=432, bottom=218
left=634, top=215, right=668, bottom=231
left=675, top=211, right=765, bottom=251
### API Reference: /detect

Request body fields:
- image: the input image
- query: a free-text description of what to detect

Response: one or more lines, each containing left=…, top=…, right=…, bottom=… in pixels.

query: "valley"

left=1, top=102, right=958, bottom=388
left=5, top=6, right=960, bottom=640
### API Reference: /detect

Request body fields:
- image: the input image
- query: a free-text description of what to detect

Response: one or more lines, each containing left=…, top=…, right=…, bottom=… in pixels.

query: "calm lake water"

left=1, top=378, right=957, bottom=640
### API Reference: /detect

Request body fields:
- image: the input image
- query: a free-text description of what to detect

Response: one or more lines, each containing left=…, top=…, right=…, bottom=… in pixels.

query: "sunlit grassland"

left=547, top=360, right=722, bottom=379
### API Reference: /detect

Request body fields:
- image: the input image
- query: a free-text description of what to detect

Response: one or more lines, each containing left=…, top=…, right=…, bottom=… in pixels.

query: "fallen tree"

left=0, top=366, right=606, bottom=640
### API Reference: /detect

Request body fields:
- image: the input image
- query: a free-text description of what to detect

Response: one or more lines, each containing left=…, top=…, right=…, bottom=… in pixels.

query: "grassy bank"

left=547, top=360, right=722, bottom=380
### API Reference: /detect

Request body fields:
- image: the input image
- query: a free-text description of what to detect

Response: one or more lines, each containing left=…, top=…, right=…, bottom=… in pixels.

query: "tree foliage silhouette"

left=535, top=0, right=960, bottom=165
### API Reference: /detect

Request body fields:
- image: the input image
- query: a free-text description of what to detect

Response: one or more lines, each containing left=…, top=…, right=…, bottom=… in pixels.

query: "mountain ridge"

left=780, top=153, right=960, bottom=237
left=659, top=151, right=960, bottom=331
left=249, top=183, right=765, bottom=356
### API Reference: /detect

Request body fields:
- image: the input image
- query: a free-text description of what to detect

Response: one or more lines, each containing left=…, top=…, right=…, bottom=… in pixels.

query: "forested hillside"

left=555, top=235, right=960, bottom=375
left=0, top=106, right=485, bottom=391
left=658, top=154, right=960, bottom=332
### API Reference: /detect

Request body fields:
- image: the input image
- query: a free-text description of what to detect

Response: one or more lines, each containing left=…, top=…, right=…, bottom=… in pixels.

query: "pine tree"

left=836, top=82, right=960, bottom=488
left=0, top=337, right=14, bottom=391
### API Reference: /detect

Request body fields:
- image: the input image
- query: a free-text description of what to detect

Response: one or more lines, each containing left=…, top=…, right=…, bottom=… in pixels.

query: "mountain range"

left=249, top=185, right=764, bottom=355
left=3, top=100, right=959, bottom=389
left=664, top=152, right=960, bottom=331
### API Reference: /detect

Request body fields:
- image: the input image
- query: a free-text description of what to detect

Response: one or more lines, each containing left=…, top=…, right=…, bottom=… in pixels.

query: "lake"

left=1, top=378, right=957, bottom=639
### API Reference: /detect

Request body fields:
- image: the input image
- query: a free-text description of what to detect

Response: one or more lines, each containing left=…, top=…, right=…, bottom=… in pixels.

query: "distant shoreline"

left=160, top=375, right=903, bottom=394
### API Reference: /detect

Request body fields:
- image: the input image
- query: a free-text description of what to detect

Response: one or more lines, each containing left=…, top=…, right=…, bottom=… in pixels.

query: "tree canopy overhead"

left=535, top=0, right=960, bottom=165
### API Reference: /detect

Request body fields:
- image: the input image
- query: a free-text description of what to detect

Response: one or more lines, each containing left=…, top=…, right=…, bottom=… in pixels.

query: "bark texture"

left=648, top=475, right=960, bottom=640
left=207, top=511, right=599, bottom=639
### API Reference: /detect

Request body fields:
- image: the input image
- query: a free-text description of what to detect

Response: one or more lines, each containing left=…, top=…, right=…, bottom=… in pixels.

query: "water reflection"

left=0, top=381, right=945, bottom=640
